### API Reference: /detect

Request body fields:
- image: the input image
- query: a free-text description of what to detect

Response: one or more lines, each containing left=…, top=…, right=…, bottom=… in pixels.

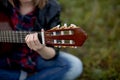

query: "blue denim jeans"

left=0, top=51, right=83, bottom=80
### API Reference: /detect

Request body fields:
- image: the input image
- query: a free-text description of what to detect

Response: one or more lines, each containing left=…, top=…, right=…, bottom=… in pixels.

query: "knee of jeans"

left=60, top=51, right=83, bottom=80
left=19, top=70, right=27, bottom=80
left=70, top=57, right=83, bottom=76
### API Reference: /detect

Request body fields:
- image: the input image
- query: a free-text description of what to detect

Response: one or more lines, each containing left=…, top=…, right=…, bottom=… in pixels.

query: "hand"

left=25, top=32, right=45, bottom=51
left=25, top=30, right=56, bottom=59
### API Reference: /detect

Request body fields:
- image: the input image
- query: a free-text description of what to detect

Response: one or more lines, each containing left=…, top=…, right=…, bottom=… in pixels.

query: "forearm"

left=36, top=46, right=56, bottom=60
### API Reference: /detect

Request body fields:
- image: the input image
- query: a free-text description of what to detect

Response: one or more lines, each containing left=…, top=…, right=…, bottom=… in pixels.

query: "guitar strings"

left=0, top=31, right=41, bottom=43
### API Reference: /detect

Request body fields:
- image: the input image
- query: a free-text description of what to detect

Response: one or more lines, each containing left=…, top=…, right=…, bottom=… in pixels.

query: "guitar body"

left=0, top=12, right=13, bottom=56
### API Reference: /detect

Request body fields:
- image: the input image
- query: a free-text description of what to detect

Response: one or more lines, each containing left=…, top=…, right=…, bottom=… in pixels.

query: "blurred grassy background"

left=58, top=0, right=120, bottom=80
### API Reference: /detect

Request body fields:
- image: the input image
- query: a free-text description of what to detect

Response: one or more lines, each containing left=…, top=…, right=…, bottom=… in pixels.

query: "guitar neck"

left=0, top=30, right=41, bottom=43
left=0, top=24, right=88, bottom=47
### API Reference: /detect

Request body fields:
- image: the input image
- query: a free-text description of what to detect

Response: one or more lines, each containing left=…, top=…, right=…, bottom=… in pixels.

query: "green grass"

left=59, top=0, right=120, bottom=80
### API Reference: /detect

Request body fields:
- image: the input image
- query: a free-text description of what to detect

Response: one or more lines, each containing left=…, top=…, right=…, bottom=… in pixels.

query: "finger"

left=41, top=29, right=44, bottom=32
left=25, top=34, right=29, bottom=42
left=33, top=33, right=41, bottom=46
left=29, top=34, right=37, bottom=49
left=25, top=34, right=36, bottom=50
left=25, top=34, right=32, bottom=49
left=33, top=33, right=44, bottom=51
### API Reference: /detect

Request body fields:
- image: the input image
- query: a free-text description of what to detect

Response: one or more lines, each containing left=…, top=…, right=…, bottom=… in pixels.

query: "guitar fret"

left=16, top=31, right=19, bottom=43
left=0, top=31, right=3, bottom=42
left=0, top=31, right=2, bottom=42
left=18, top=31, right=26, bottom=43
left=9, top=31, right=12, bottom=43
left=4, top=31, right=6, bottom=42
left=2, top=31, right=4, bottom=42
left=1, top=31, right=4, bottom=42
left=0, top=31, right=29, bottom=43
left=8, top=31, right=10, bottom=42
left=6, top=31, right=9, bottom=42
left=12, top=31, right=16, bottom=43
left=11, top=31, right=14, bottom=42
left=15, top=31, right=24, bottom=43
left=19, top=31, right=22, bottom=43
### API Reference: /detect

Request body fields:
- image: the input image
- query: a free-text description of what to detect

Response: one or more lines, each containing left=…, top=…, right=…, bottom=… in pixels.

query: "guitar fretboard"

left=0, top=30, right=40, bottom=43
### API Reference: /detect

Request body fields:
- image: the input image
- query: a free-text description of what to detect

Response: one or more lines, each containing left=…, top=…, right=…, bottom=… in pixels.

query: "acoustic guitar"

left=0, top=24, right=87, bottom=47
left=0, top=13, right=87, bottom=55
